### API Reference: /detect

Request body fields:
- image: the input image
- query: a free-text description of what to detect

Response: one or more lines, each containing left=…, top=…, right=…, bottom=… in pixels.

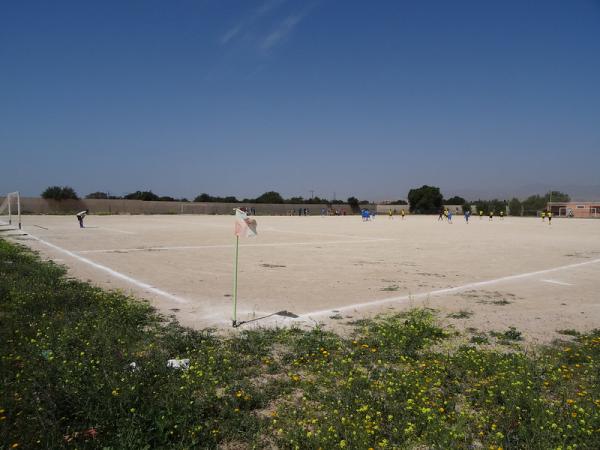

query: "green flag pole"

left=232, top=235, right=239, bottom=327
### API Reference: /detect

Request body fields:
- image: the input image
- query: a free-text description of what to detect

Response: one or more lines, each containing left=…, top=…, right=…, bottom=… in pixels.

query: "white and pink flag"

left=234, top=209, right=258, bottom=238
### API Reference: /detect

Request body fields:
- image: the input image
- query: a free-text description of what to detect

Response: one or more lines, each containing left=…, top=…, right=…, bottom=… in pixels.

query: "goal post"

left=0, top=192, right=22, bottom=229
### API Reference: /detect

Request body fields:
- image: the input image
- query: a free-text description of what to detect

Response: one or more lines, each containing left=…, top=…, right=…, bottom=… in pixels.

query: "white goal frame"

left=0, top=192, right=21, bottom=229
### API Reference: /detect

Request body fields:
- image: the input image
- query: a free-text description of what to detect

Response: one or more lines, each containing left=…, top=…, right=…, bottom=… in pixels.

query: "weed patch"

left=447, top=310, right=474, bottom=319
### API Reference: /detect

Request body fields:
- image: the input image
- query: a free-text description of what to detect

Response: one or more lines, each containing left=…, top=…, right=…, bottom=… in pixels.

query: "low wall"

left=376, top=204, right=409, bottom=214
left=1, top=197, right=367, bottom=216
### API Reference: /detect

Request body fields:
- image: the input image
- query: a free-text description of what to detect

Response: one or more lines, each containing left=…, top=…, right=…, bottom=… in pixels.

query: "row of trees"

left=194, top=192, right=360, bottom=205
left=41, top=186, right=570, bottom=216
left=42, top=187, right=191, bottom=202
left=41, top=187, right=370, bottom=206
left=407, top=185, right=570, bottom=215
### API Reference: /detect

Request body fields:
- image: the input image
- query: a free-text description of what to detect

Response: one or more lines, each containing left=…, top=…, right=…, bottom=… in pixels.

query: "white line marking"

left=302, top=258, right=600, bottom=318
left=23, top=233, right=189, bottom=304
left=75, top=239, right=390, bottom=254
left=540, top=279, right=574, bottom=286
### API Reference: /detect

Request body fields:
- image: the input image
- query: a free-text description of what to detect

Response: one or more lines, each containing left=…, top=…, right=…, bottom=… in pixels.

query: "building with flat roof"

left=547, top=202, right=600, bottom=218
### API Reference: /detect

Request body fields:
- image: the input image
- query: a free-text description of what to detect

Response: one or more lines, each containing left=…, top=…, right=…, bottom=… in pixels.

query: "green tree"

left=407, top=185, right=443, bottom=214
left=194, top=194, right=239, bottom=203
left=444, top=196, right=466, bottom=205
left=41, top=186, right=79, bottom=200
left=508, top=198, right=522, bottom=216
left=124, top=191, right=160, bottom=201
left=194, top=193, right=212, bottom=202
left=545, top=191, right=570, bottom=202
left=254, top=191, right=284, bottom=204
left=85, top=192, right=108, bottom=199
left=521, top=195, right=545, bottom=216
left=347, top=197, right=360, bottom=212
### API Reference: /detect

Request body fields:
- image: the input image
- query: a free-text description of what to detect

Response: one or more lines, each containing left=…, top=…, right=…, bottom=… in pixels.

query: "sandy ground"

left=1, top=214, right=599, bottom=343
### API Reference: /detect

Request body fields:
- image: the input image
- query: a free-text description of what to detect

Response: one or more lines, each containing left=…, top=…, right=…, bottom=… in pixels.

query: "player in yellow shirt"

left=401, top=209, right=405, bottom=220
left=547, top=211, right=552, bottom=225
left=500, top=211, right=504, bottom=220
left=479, top=210, right=483, bottom=220
left=388, top=208, right=393, bottom=219
left=489, top=211, right=493, bottom=221
left=541, top=211, right=546, bottom=221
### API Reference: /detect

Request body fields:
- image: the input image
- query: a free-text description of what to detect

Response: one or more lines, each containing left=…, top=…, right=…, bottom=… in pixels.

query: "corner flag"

left=234, top=208, right=258, bottom=237
left=232, top=209, right=257, bottom=327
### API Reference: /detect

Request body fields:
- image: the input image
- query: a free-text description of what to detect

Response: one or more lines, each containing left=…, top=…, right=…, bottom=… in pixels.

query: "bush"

left=194, top=194, right=239, bottom=203
left=124, top=191, right=160, bottom=201
left=254, top=191, right=284, bottom=204
left=86, top=192, right=109, bottom=199
left=41, top=186, right=79, bottom=200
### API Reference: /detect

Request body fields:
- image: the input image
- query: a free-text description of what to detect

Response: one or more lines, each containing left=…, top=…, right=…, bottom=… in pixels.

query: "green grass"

left=380, top=285, right=400, bottom=292
left=447, top=310, right=474, bottom=319
left=1, top=239, right=600, bottom=449
left=557, top=329, right=581, bottom=337
left=470, top=333, right=490, bottom=345
left=490, top=327, right=523, bottom=345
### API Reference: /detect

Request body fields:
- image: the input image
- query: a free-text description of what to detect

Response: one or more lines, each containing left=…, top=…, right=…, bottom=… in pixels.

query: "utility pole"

left=309, top=190, right=314, bottom=199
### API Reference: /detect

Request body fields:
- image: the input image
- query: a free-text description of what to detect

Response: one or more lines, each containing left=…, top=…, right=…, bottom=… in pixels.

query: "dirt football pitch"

left=3, top=214, right=599, bottom=342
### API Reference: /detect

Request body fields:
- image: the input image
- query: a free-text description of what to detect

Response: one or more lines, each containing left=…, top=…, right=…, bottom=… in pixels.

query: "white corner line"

left=303, top=258, right=600, bottom=319
left=540, top=279, right=574, bottom=286
left=23, top=232, right=189, bottom=305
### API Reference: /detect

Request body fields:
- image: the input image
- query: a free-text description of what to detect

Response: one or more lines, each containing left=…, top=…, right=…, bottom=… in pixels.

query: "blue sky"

left=1, top=0, right=599, bottom=201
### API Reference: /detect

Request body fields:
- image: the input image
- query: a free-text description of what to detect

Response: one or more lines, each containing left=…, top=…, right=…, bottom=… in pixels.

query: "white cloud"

left=259, top=12, right=306, bottom=52
left=219, top=0, right=287, bottom=46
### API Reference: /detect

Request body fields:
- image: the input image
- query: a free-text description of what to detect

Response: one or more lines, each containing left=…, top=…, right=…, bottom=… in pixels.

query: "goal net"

left=0, top=192, right=21, bottom=229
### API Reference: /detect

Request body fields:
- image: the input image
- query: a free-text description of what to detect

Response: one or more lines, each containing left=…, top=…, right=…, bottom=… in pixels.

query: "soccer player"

left=547, top=211, right=552, bottom=225
left=489, top=211, right=493, bottom=221
left=447, top=210, right=453, bottom=223
left=76, top=209, right=89, bottom=228
left=438, top=209, right=444, bottom=221
left=541, top=211, right=546, bottom=221
left=401, top=209, right=405, bottom=220
left=500, top=211, right=504, bottom=220
left=479, top=210, right=483, bottom=220
left=464, top=210, right=470, bottom=223
left=388, top=208, right=393, bottom=219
